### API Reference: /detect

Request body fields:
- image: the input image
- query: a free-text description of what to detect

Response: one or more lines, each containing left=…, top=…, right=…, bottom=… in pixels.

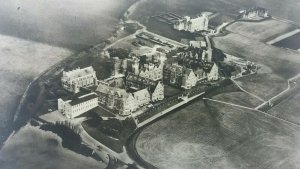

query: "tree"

left=108, top=48, right=131, bottom=59
left=212, top=48, right=226, bottom=62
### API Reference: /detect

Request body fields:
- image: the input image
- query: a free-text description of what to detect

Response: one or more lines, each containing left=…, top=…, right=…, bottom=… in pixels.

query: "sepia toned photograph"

left=0, top=0, right=300, bottom=169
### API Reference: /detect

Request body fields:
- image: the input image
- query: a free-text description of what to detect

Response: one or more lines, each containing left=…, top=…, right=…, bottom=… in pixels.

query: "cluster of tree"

left=124, top=23, right=140, bottom=34
left=108, top=48, right=131, bottom=59
left=212, top=48, right=226, bottom=62
left=89, top=117, right=136, bottom=141
left=40, top=122, right=82, bottom=150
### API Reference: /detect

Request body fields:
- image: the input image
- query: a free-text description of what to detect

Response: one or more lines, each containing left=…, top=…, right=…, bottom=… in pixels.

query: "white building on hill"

left=61, top=66, right=97, bottom=93
left=58, top=92, right=98, bottom=119
left=173, top=14, right=209, bottom=32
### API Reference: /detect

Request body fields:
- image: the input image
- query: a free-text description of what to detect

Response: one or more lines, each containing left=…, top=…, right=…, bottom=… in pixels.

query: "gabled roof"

left=96, top=82, right=130, bottom=100
left=62, top=92, right=98, bottom=106
left=184, top=68, right=193, bottom=76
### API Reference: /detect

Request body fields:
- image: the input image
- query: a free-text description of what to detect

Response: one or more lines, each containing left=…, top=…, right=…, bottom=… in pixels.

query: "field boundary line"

left=203, top=98, right=255, bottom=111
left=204, top=98, right=300, bottom=129
left=255, top=73, right=300, bottom=110
left=231, top=78, right=266, bottom=102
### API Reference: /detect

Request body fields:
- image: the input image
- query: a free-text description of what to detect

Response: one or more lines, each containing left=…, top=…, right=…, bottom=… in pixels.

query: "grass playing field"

left=136, top=99, right=300, bottom=169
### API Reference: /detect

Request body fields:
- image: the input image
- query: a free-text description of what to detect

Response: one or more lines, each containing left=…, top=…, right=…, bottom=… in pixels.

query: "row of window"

left=71, top=102, right=98, bottom=113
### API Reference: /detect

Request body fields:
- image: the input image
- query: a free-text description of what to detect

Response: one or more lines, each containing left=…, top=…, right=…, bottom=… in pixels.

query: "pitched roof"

left=96, top=83, right=111, bottom=94
left=68, top=93, right=98, bottom=106
left=133, top=88, right=150, bottom=98
left=63, top=66, right=95, bottom=79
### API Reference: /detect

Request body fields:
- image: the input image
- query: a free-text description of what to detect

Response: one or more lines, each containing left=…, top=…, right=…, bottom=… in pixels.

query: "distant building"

left=239, top=7, right=269, bottom=19
left=173, top=14, right=209, bottom=32
left=58, top=92, right=98, bottom=118
left=189, top=40, right=207, bottom=49
left=61, top=66, right=97, bottom=93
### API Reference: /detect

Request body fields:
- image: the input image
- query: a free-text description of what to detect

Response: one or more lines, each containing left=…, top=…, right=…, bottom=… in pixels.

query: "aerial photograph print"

left=1, top=0, right=300, bottom=169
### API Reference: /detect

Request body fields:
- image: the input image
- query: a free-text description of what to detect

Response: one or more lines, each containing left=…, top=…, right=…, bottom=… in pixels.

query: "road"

left=102, top=20, right=146, bottom=51
left=255, top=73, right=300, bottom=110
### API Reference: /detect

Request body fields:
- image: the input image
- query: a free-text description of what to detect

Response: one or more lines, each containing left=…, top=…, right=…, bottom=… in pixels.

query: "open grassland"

left=234, top=74, right=287, bottom=101
left=136, top=99, right=300, bottom=169
left=213, top=33, right=300, bottom=100
left=0, top=34, right=72, bottom=138
left=211, top=91, right=264, bottom=108
left=206, top=83, right=264, bottom=108
left=268, top=90, right=300, bottom=125
left=227, top=19, right=298, bottom=42
left=0, top=125, right=106, bottom=169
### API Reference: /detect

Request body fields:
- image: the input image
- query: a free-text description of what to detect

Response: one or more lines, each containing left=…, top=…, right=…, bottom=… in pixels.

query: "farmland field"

left=234, top=74, right=287, bottom=101
left=273, top=32, right=300, bottom=50
left=0, top=125, right=106, bottom=169
left=213, top=33, right=300, bottom=100
left=136, top=99, right=300, bottom=169
left=211, top=91, right=264, bottom=108
left=268, top=89, right=300, bottom=125
left=226, top=19, right=297, bottom=42
left=204, top=83, right=264, bottom=108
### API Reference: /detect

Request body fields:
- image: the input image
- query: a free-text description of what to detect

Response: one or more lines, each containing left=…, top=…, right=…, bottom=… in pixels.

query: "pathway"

left=231, top=78, right=266, bottom=102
